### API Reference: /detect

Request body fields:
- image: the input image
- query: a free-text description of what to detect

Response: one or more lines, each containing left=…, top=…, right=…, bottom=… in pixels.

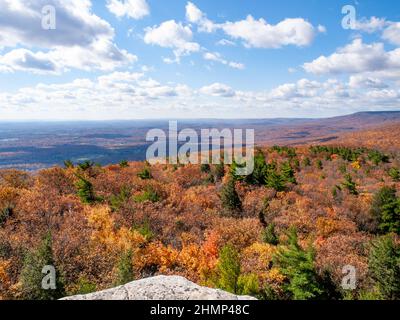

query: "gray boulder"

left=61, top=275, right=257, bottom=300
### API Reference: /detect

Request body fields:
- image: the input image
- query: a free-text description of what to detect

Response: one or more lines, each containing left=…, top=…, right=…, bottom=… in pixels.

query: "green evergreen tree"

left=245, top=151, right=268, bottom=185
left=371, top=186, right=400, bottom=234
left=316, top=160, right=323, bottom=170
left=262, top=223, right=279, bottom=245
left=63, top=160, right=74, bottom=169
left=216, top=245, right=241, bottom=294
left=388, top=168, right=400, bottom=182
left=302, top=157, right=311, bottom=167
left=273, top=228, right=323, bottom=300
left=220, top=178, right=242, bottom=216
left=281, top=161, right=297, bottom=184
left=119, top=160, right=129, bottom=168
left=20, top=232, right=65, bottom=300
left=368, top=235, right=400, bottom=300
left=200, top=163, right=211, bottom=173
left=341, top=174, right=358, bottom=195
left=137, top=167, right=152, bottom=180
left=266, top=170, right=286, bottom=192
left=115, top=249, right=134, bottom=286
left=214, top=162, right=225, bottom=181
left=75, top=175, right=96, bottom=204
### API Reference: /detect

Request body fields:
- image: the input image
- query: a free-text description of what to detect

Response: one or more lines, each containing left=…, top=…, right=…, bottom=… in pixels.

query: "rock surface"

left=61, top=275, right=257, bottom=300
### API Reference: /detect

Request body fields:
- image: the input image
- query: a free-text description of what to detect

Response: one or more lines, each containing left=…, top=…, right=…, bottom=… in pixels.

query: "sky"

left=0, top=0, right=400, bottom=120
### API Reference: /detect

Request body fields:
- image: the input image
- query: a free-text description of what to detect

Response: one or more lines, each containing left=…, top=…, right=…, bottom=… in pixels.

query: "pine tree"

left=341, top=174, right=358, bottom=195
left=273, top=228, right=323, bottom=300
left=220, top=178, right=242, bottom=216
left=20, top=232, right=65, bottom=300
left=368, top=235, right=400, bottom=300
left=63, top=160, right=74, bottom=169
left=316, top=160, right=323, bottom=170
left=262, top=223, right=279, bottom=245
left=245, top=151, right=268, bottom=185
left=371, top=186, right=400, bottom=234
left=75, top=175, right=96, bottom=204
left=281, top=161, right=297, bottom=184
left=266, top=170, right=286, bottom=192
left=200, top=163, right=211, bottom=173
left=388, top=168, right=400, bottom=182
left=115, top=249, right=134, bottom=286
left=137, top=167, right=152, bottom=180
left=119, top=160, right=129, bottom=168
left=214, top=162, right=225, bottom=181
left=302, top=157, right=311, bottom=167
left=216, top=245, right=241, bottom=294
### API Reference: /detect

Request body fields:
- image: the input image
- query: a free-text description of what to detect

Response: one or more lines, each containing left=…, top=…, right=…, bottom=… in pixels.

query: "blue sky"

left=0, top=0, right=399, bottom=120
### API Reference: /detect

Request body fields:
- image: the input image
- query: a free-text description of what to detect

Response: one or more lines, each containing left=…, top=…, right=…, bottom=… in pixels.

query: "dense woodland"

left=0, top=138, right=400, bottom=300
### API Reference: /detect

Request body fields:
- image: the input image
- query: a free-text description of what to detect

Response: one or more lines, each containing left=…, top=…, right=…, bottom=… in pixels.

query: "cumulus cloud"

left=0, top=0, right=136, bottom=73
left=350, top=16, right=400, bottom=46
left=303, top=39, right=400, bottom=75
left=185, top=1, right=217, bottom=33
left=348, top=75, right=389, bottom=89
left=144, top=20, right=200, bottom=62
left=185, top=2, right=324, bottom=49
left=203, top=52, right=244, bottom=70
left=106, top=0, right=149, bottom=19
left=221, top=16, right=319, bottom=48
left=200, top=83, right=236, bottom=97
left=0, top=49, right=59, bottom=74
left=354, top=17, right=387, bottom=33
left=1, top=74, right=400, bottom=119
left=382, top=22, right=400, bottom=46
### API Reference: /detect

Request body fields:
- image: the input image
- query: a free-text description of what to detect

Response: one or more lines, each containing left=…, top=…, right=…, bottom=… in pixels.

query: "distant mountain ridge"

left=1, top=111, right=399, bottom=170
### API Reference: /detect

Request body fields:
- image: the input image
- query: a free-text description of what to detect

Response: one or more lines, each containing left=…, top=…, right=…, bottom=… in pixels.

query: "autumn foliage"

left=0, top=140, right=399, bottom=300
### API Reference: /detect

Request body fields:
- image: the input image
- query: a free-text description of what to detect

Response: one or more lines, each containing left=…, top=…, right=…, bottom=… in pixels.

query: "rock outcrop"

left=61, top=275, right=257, bottom=300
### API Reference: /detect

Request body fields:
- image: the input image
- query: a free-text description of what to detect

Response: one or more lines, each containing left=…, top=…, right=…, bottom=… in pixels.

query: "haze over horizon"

left=0, top=0, right=399, bottom=120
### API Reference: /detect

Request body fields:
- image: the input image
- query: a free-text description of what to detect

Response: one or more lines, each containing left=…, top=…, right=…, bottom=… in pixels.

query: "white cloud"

left=0, top=49, right=59, bottom=74
left=203, top=52, right=244, bottom=70
left=350, top=16, right=400, bottom=46
left=303, top=39, right=400, bottom=75
left=221, top=16, right=319, bottom=49
left=185, top=2, right=217, bottom=33
left=354, top=17, right=387, bottom=33
left=1, top=74, right=400, bottom=120
left=185, top=2, right=323, bottom=49
left=348, top=75, right=388, bottom=89
left=317, top=25, right=327, bottom=33
left=216, top=39, right=236, bottom=46
left=144, top=20, right=200, bottom=62
left=382, top=22, right=400, bottom=46
left=106, top=0, right=149, bottom=19
left=200, top=83, right=236, bottom=97
left=0, top=0, right=136, bottom=73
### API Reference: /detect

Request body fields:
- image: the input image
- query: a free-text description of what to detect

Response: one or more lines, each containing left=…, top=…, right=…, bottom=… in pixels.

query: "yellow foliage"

left=351, top=161, right=361, bottom=170
left=86, top=205, right=145, bottom=252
